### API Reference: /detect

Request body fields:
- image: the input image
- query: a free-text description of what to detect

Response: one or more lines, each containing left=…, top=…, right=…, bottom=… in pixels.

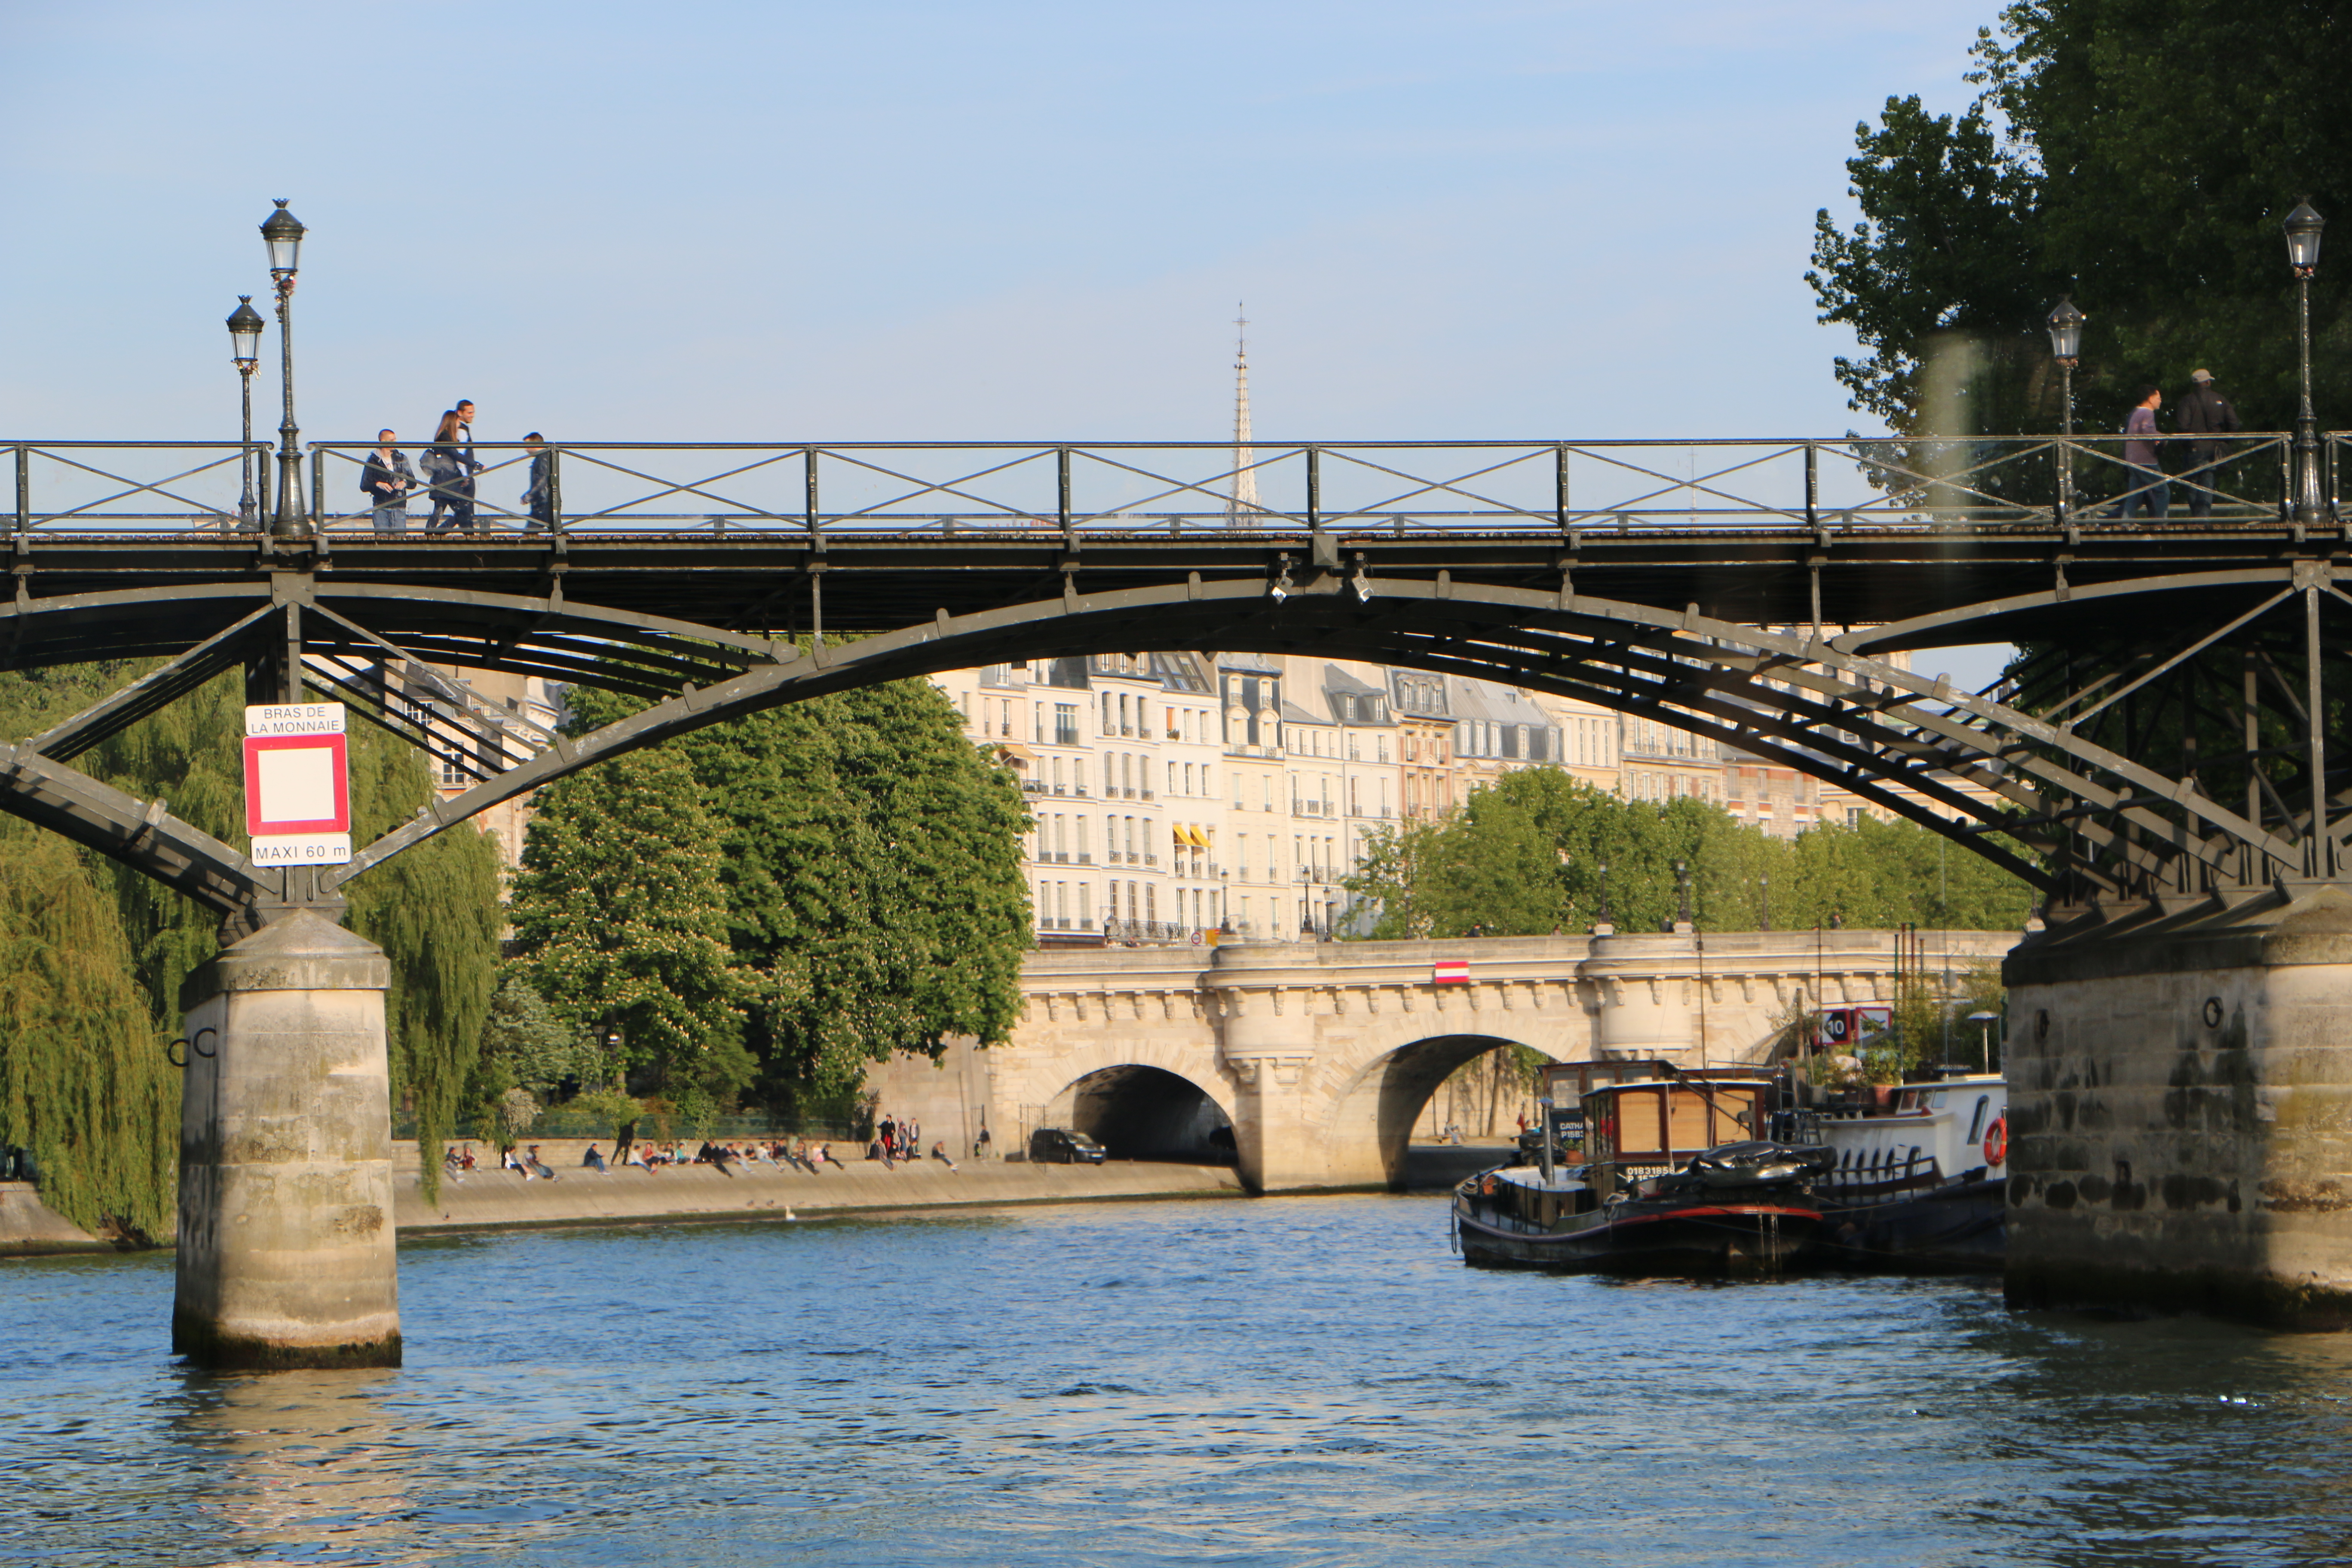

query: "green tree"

left=1346, top=768, right=2033, bottom=937
left=508, top=744, right=751, bottom=1105
left=564, top=672, right=1031, bottom=1105
left=1811, top=3, right=2352, bottom=447
left=5, top=662, right=505, bottom=1209
left=0, top=819, right=178, bottom=1241
left=340, top=718, right=503, bottom=1200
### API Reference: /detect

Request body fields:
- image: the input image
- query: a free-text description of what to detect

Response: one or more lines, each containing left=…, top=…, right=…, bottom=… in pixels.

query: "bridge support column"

left=172, top=911, right=400, bottom=1369
left=1224, top=1053, right=1324, bottom=1192
left=2004, top=889, right=2352, bottom=1329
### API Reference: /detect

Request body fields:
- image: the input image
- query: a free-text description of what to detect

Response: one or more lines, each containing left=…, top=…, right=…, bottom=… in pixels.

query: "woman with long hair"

left=423, top=405, right=480, bottom=532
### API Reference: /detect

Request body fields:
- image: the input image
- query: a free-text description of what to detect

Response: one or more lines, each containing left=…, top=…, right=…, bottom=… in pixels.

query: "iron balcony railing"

left=6, top=433, right=2344, bottom=538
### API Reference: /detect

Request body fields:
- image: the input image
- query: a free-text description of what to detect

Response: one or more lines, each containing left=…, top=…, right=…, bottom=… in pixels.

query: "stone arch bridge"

left=872, top=929, right=2017, bottom=1191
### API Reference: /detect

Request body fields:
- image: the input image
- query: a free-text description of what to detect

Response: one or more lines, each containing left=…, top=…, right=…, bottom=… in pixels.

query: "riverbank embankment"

left=1, top=1147, right=1249, bottom=1257
left=399, top=1142, right=1244, bottom=1235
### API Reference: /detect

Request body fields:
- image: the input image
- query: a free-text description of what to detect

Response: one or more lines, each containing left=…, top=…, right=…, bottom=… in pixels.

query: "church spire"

left=1225, top=303, right=1260, bottom=528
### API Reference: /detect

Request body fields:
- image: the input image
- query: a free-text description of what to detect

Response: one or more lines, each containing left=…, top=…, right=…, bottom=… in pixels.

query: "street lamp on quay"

left=1673, top=860, right=1694, bottom=931
left=2045, top=296, right=2084, bottom=521
left=1593, top=861, right=1613, bottom=936
left=1759, top=873, right=1770, bottom=933
left=224, top=296, right=264, bottom=529
left=260, top=200, right=307, bottom=539
left=1965, top=1010, right=2002, bottom=1073
left=2285, top=199, right=2328, bottom=526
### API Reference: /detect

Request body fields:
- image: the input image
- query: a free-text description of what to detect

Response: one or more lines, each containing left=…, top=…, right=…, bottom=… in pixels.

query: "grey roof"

left=1388, top=668, right=1449, bottom=717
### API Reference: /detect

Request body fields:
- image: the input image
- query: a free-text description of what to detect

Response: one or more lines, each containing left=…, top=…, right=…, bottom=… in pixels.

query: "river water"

left=6, top=1194, right=2352, bottom=1566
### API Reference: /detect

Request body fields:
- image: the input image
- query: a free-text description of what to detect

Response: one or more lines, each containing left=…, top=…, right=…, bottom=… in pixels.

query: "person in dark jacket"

left=2176, top=369, right=2243, bottom=519
left=424, top=402, right=482, bottom=533
left=522, top=432, right=555, bottom=532
left=360, top=429, right=415, bottom=536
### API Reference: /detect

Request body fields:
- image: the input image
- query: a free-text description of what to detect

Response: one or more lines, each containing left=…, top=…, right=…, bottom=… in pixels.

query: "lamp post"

left=1965, top=1010, right=2001, bottom=1073
left=260, top=200, right=306, bottom=539
left=225, top=296, right=264, bottom=530
left=1759, top=873, right=1770, bottom=933
left=1674, top=860, right=1693, bottom=931
left=1594, top=861, right=1613, bottom=935
left=2046, top=296, right=2084, bottom=522
left=2285, top=199, right=2328, bottom=525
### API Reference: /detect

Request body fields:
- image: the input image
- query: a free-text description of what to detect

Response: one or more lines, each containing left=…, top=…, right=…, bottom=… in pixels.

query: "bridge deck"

left=9, top=518, right=2326, bottom=653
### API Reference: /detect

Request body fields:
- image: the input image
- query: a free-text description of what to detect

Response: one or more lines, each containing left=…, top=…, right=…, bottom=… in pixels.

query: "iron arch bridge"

left=4, top=435, right=2349, bottom=931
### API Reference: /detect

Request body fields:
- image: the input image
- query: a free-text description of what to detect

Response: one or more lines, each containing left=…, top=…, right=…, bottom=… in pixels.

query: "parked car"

left=1029, top=1128, right=1107, bottom=1165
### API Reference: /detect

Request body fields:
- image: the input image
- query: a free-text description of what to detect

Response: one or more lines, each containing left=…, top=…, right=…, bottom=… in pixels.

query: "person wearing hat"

left=2176, top=368, right=2243, bottom=520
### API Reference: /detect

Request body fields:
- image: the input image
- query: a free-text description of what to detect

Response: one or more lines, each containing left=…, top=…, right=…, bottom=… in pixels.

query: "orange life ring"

left=1479, top=1175, right=1498, bottom=1197
left=1983, top=1118, right=2008, bottom=1167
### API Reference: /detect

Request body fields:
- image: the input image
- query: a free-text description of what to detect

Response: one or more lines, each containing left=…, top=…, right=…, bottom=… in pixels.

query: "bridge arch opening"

left=1322, top=1033, right=1562, bottom=1189
left=1045, top=1064, right=1236, bottom=1164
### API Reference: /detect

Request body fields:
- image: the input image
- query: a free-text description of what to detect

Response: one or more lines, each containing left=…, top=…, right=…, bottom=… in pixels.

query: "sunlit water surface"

left=6, top=1195, right=2352, bottom=1566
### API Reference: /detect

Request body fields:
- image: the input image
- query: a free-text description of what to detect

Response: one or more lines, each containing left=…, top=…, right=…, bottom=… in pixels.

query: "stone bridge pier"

left=870, top=930, right=2015, bottom=1193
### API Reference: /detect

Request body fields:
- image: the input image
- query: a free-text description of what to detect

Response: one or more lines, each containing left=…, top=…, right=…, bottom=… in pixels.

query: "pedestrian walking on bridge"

left=2176, top=369, right=2243, bottom=519
left=2110, top=385, right=2169, bottom=520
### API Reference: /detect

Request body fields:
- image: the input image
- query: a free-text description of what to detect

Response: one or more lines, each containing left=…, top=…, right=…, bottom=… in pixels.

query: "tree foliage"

left=508, top=744, right=752, bottom=1106
left=1345, top=768, right=2033, bottom=938
left=1810, top=2, right=2352, bottom=444
left=1, top=662, right=505, bottom=1214
left=0, top=819, right=178, bottom=1241
left=557, top=675, right=1031, bottom=1106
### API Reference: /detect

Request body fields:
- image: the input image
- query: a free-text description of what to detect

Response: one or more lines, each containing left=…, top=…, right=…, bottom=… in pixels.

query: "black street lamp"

left=1594, top=861, right=1612, bottom=934
left=225, top=296, right=264, bottom=530
left=2046, top=296, right=2085, bottom=521
left=260, top=200, right=306, bottom=539
left=1674, top=860, right=1693, bottom=930
left=1759, top=873, right=1770, bottom=933
left=2285, top=199, right=2328, bottom=525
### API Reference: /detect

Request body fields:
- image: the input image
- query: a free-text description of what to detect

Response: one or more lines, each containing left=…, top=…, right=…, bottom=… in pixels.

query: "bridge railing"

left=2, top=434, right=2326, bottom=537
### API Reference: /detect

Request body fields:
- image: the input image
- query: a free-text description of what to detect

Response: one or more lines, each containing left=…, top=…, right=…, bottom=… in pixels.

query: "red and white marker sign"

left=1432, top=959, right=1470, bottom=986
left=243, top=703, right=351, bottom=865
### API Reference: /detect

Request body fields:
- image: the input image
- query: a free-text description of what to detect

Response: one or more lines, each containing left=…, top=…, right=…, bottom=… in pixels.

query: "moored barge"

left=1453, top=1074, right=1828, bottom=1276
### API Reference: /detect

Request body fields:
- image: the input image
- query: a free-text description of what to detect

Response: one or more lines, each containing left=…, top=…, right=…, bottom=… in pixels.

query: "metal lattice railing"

left=3, top=433, right=2338, bottom=538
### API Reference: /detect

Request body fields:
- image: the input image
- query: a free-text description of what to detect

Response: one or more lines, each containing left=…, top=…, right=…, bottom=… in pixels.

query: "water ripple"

left=6, top=1196, right=2352, bottom=1564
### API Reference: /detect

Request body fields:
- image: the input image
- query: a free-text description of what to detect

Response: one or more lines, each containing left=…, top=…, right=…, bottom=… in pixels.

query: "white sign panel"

left=245, top=702, right=346, bottom=738
left=254, top=745, right=340, bottom=821
left=251, top=833, right=354, bottom=866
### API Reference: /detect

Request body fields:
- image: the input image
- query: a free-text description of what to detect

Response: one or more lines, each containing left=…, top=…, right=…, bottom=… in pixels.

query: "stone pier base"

left=2004, top=887, right=2352, bottom=1329
left=173, top=911, right=401, bottom=1369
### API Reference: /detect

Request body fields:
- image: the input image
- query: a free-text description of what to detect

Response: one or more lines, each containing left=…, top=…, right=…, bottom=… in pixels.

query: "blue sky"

left=2, top=0, right=2010, bottom=678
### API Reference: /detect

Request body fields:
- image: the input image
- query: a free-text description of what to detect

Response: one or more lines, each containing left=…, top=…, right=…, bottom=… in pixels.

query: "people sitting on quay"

left=582, top=1144, right=607, bottom=1173
left=930, top=1141, right=958, bottom=1171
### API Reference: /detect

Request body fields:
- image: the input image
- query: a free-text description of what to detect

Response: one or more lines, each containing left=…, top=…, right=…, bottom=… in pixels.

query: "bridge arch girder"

left=2, top=564, right=2324, bottom=918
left=328, top=567, right=2304, bottom=903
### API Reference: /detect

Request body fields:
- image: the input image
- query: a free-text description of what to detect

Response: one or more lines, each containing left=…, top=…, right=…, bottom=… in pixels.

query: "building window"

left=1055, top=704, right=1079, bottom=746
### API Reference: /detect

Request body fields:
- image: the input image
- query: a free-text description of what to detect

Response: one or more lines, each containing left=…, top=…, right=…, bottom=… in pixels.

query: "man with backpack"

left=2176, top=369, right=2244, bottom=520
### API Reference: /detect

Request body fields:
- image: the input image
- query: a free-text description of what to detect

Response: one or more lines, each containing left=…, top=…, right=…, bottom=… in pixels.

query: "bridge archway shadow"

left=1321, top=1033, right=1562, bottom=1191
left=1047, top=1064, right=1237, bottom=1165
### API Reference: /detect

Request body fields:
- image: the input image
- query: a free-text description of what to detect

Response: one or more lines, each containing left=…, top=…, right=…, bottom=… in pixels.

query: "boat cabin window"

left=1966, top=1096, right=1990, bottom=1143
left=1932, top=1090, right=1948, bottom=1109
